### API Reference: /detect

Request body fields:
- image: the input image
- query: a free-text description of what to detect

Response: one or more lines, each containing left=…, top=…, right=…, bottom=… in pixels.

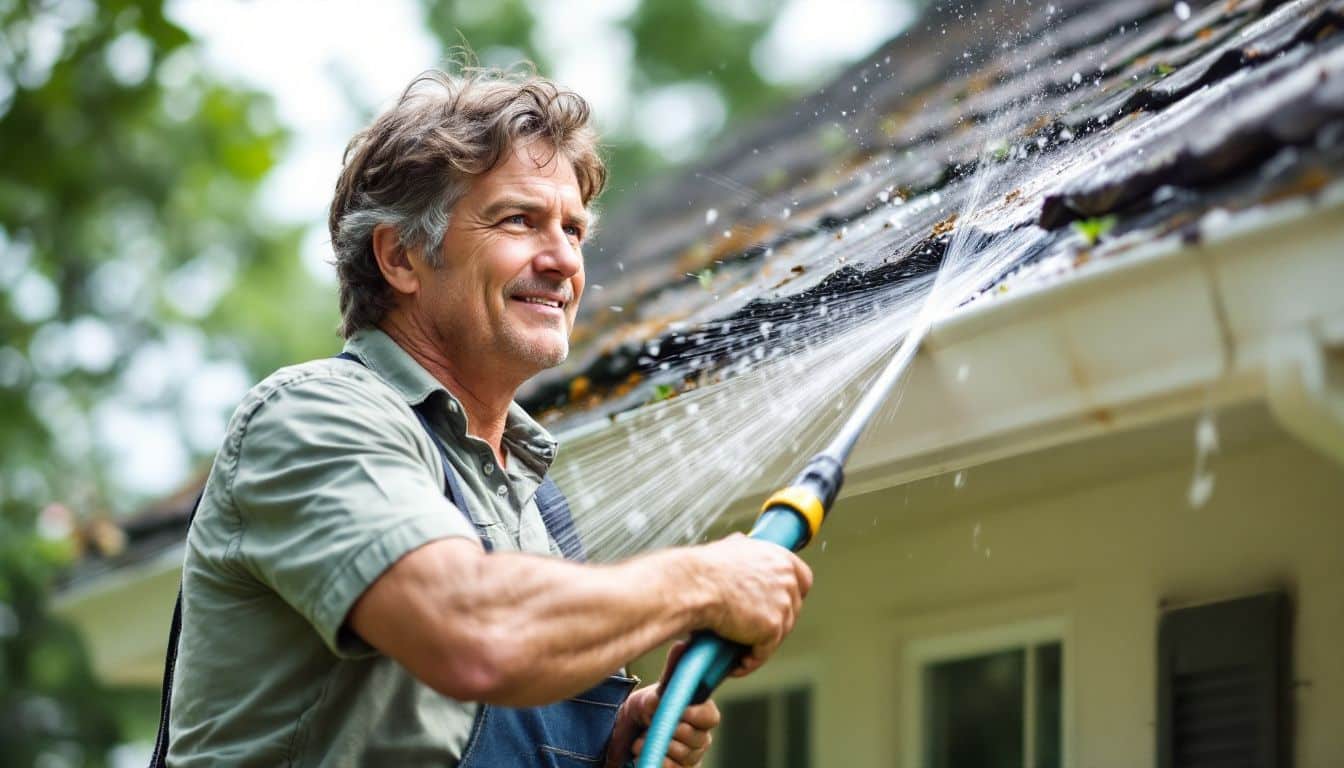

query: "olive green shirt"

left=168, top=329, right=563, bottom=766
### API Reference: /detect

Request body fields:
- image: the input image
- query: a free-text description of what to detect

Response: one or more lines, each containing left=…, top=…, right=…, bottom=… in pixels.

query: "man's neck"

left=379, top=315, right=519, bottom=464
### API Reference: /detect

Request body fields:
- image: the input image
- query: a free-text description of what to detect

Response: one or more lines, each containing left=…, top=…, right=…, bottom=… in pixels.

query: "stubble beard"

left=499, top=323, right=568, bottom=373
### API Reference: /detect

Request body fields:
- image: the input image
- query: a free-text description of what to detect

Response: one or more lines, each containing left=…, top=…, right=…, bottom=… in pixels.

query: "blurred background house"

left=7, top=0, right=1343, bottom=766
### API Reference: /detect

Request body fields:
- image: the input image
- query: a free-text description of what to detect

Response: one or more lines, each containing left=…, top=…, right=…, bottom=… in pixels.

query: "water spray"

left=633, top=308, right=939, bottom=766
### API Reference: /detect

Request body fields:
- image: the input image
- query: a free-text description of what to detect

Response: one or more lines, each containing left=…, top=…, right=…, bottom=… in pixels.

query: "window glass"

left=924, top=648, right=1025, bottom=768
left=713, top=686, right=811, bottom=768
left=718, top=695, right=770, bottom=768
left=784, top=687, right=811, bottom=768
left=1034, top=643, right=1062, bottom=768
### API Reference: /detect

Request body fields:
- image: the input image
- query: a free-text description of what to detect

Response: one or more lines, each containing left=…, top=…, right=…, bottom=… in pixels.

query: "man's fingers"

left=680, top=700, right=721, bottom=732
left=668, top=720, right=712, bottom=750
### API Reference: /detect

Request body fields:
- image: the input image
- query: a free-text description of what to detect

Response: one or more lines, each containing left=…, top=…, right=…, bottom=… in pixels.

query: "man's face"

left=421, top=141, right=588, bottom=379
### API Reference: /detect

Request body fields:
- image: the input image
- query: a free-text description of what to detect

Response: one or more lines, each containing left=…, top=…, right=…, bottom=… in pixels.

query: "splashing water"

left=549, top=7, right=1065, bottom=562
left=1187, top=409, right=1219, bottom=508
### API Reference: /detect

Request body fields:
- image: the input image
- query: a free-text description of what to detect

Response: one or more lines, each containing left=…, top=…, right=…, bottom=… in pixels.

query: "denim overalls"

left=408, top=401, right=639, bottom=767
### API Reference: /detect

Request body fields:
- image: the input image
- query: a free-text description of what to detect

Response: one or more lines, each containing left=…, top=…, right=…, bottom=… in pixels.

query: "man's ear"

left=371, top=224, right=419, bottom=296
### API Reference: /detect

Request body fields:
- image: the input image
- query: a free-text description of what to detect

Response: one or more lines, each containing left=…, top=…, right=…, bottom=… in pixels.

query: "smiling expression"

left=419, top=141, right=589, bottom=380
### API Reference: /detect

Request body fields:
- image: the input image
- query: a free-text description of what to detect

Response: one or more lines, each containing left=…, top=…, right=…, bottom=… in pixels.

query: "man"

left=159, top=68, right=813, bottom=767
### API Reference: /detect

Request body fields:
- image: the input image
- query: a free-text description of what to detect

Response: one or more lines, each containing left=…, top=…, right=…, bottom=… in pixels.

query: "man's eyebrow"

left=481, top=197, right=591, bottom=228
left=480, top=197, right=547, bottom=219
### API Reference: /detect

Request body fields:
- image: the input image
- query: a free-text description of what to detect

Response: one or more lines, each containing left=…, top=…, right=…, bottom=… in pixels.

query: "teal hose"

left=633, top=507, right=808, bottom=768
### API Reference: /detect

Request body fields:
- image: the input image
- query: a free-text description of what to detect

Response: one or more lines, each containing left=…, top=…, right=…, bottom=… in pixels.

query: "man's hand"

left=606, top=643, right=720, bottom=768
left=691, top=533, right=813, bottom=675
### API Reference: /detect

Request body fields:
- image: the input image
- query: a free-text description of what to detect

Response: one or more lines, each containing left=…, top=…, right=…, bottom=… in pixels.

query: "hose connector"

left=757, top=453, right=845, bottom=546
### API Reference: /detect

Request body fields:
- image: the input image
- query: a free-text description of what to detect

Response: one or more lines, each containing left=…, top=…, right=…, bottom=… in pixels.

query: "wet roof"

left=66, top=0, right=1344, bottom=582
left=519, top=0, right=1344, bottom=431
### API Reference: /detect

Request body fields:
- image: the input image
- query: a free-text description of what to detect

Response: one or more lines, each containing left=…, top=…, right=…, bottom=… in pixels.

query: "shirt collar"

left=344, top=328, right=559, bottom=471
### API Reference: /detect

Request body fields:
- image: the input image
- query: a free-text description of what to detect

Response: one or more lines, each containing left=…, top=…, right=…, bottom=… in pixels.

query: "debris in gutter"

left=1071, top=215, right=1118, bottom=245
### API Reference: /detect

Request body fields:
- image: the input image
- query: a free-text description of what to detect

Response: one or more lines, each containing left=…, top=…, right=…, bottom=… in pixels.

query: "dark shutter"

left=1157, top=592, right=1291, bottom=768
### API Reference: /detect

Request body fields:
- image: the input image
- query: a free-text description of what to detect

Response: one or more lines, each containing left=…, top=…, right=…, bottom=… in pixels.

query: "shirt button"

left=496, top=485, right=508, bottom=497
left=483, top=462, right=495, bottom=475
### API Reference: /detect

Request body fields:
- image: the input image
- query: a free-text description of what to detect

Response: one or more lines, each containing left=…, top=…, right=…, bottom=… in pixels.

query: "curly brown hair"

left=328, top=66, right=605, bottom=337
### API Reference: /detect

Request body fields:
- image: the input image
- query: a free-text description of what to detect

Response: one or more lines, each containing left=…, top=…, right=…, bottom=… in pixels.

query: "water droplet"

left=821, top=540, right=828, bottom=552
left=956, top=364, right=970, bottom=382
left=1174, top=1, right=1191, bottom=20
left=722, top=229, right=732, bottom=239
left=705, top=208, right=719, bottom=225
left=685, top=402, right=700, bottom=416
left=1059, top=128, right=1074, bottom=141
left=624, top=511, right=649, bottom=535
left=1188, top=472, right=1215, bottom=508
left=759, top=321, right=774, bottom=340
left=617, top=261, right=625, bottom=271
left=1195, top=412, right=1219, bottom=454
left=954, top=471, right=967, bottom=489
left=781, top=207, right=792, bottom=220
left=609, top=305, right=623, bottom=312
left=646, top=340, right=661, bottom=356
left=972, top=522, right=981, bottom=550
left=1071, top=72, right=1082, bottom=85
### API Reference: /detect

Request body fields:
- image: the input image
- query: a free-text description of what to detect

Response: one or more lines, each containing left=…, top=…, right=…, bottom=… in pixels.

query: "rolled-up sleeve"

left=228, top=373, right=477, bottom=657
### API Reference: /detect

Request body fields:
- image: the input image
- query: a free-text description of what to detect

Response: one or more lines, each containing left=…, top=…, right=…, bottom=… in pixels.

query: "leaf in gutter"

left=696, top=268, right=714, bottom=289
left=1155, top=62, right=1175, bottom=76
left=1071, top=215, right=1117, bottom=245
left=651, top=383, right=677, bottom=403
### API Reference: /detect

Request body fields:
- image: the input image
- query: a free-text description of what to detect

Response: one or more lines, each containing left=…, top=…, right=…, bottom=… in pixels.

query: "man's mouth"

left=515, top=296, right=564, bottom=309
left=510, top=292, right=569, bottom=312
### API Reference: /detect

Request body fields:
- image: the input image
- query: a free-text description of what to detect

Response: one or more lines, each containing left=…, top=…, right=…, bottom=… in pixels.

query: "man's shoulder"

left=225, top=356, right=410, bottom=440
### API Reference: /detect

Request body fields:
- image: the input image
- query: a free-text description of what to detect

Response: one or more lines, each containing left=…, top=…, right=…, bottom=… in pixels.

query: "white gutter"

left=560, top=184, right=1344, bottom=505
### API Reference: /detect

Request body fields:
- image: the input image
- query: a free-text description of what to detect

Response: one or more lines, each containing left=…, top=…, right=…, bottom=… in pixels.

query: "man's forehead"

left=482, top=142, right=582, bottom=197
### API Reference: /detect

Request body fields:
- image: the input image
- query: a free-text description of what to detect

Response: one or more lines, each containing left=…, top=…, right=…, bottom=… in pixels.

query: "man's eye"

left=564, top=225, right=584, bottom=240
left=503, top=214, right=528, bottom=226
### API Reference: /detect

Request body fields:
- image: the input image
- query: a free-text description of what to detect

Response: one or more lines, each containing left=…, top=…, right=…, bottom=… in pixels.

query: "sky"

left=95, top=0, right=914, bottom=500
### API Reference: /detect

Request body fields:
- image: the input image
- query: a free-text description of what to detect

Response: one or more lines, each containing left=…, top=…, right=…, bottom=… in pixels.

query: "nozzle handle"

left=685, top=503, right=809, bottom=703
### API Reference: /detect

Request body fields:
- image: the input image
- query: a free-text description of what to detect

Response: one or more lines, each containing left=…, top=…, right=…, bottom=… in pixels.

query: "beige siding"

left=641, top=407, right=1344, bottom=767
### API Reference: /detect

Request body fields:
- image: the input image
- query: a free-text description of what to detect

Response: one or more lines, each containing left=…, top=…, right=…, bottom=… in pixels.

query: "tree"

left=1, top=0, right=327, bottom=761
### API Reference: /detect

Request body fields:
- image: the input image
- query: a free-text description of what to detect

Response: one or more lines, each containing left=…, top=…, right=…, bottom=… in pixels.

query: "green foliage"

left=1070, top=215, right=1117, bottom=245
left=0, top=512, right=121, bottom=765
left=0, top=0, right=333, bottom=760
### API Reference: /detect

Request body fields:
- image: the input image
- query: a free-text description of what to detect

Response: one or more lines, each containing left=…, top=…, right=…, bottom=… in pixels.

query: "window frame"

left=901, top=617, right=1072, bottom=768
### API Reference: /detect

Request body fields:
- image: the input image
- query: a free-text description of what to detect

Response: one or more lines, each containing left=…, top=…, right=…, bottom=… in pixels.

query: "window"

left=907, top=620, right=1067, bottom=768
left=711, top=686, right=811, bottom=768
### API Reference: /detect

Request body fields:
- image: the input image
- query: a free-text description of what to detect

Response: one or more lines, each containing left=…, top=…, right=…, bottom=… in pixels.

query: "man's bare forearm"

left=442, top=544, right=716, bottom=704
left=350, top=533, right=809, bottom=707
left=350, top=538, right=717, bottom=706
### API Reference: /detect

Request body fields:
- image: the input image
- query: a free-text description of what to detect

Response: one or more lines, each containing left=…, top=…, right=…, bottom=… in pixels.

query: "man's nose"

left=534, top=223, right=582, bottom=277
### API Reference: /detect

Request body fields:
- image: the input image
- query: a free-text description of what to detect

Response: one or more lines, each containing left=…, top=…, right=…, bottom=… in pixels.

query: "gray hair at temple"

left=328, top=66, right=606, bottom=338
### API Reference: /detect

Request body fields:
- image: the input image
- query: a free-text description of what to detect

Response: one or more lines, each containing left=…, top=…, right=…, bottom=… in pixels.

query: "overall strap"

left=536, top=477, right=585, bottom=562
left=148, top=492, right=203, bottom=768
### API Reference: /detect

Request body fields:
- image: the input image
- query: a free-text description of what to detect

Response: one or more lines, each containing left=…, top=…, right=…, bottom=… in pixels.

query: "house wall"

left=645, top=409, right=1344, bottom=767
